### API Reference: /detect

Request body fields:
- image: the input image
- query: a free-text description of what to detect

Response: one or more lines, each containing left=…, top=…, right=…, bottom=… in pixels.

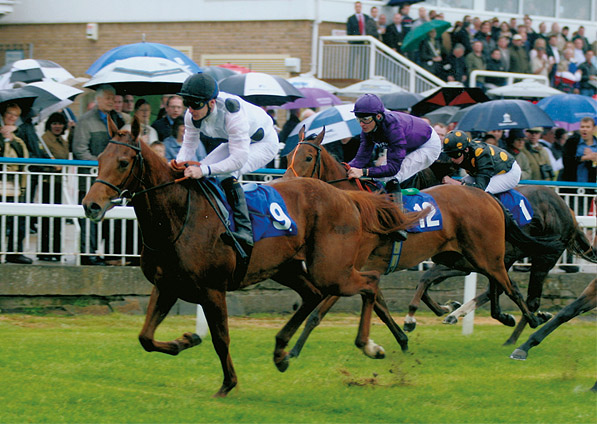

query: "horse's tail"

left=499, top=200, right=566, bottom=259
left=566, top=217, right=597, bottom=263
left=345, top=190, right=430, bottom=235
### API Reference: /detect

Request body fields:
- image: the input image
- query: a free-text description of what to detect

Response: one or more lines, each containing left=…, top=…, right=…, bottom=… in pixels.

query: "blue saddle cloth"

left=495, top=189, right=534, bottom=227
left=206, top=179, right=297, bottom=242
left=403, top=192, right=443, bottom=233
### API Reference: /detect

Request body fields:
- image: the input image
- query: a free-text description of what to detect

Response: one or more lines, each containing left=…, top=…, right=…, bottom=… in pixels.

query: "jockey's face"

left=449, top=151, right=465, bottom=165
left=357, top=113, right=380, bottom=133
left=188, top=98, right=216, bottom=120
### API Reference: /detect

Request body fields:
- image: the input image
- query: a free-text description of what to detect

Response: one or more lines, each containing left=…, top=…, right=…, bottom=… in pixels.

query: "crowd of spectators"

left=352, top=2, right=597, bottom=95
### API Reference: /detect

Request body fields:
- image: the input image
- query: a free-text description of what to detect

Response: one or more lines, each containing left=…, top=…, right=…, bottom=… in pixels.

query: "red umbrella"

left=218, top=63, right=253, bottom=74
left=411, top=87, right=489, bottom=117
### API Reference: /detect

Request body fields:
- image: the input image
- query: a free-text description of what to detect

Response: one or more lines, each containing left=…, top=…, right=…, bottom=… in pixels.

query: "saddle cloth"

left=495, top=189, right=534, bottom=227
left=205, top=179, right=298, bottom=242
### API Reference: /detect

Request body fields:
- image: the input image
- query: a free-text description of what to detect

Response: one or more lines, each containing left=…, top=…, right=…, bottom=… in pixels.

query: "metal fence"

left=0, top=158, right=594, bottom=271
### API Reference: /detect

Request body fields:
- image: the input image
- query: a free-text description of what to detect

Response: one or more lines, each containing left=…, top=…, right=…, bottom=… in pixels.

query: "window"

left=437, top=0, right=474, bottom=9
left=485, top=0, right=519, bottom=14
left=559, top=0, right=592, bottom=20
left=523, top=0, right=555, bottom=17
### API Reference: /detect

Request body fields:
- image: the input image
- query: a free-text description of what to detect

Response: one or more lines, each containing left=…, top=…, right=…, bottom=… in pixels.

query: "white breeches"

left=463, top=161, right=522, bottom=194
left=387, top=129, right=442, bottom=184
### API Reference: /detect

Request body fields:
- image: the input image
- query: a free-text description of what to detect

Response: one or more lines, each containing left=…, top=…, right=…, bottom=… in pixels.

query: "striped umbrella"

left=280, top=103, right=361, bottom=156
left=219, top=72, right=303, bottom=106
left=0, top=59, right=75, bottom=89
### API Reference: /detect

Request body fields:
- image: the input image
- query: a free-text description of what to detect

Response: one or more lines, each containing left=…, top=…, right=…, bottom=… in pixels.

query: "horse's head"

left=284, top=126, right=326, bottom=179
left=82, top=115, right=143, bottom=222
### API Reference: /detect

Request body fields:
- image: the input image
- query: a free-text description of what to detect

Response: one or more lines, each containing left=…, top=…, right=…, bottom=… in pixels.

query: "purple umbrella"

left=277, top=87, right=342, bottom=110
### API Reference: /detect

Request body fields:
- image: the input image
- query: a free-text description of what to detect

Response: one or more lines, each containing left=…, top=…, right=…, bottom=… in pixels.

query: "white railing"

left=318, top=35, right=445, bottom=93
left=469, top=70, right=549, bottom=89
left=0, top=159, right=594, bottom=271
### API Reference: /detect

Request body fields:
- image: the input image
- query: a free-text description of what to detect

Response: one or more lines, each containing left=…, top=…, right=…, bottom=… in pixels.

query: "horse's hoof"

left=288, top=347, right=300, bottom=359
left=503, top=314, right=516, bottom=327
left=275, top=354, right=290, bottom=373
left=363, top=339, right=385, bottom=359
left=443, top=315, right=458, bottom=325
left=537, top=311, right=553, bottom=324
left=448, top=300, right=462, bottom=311
left=184, top=332, right=202, bottom=347
left=400, top=343, right=409, bottom=353
left=403, top=321, right=416, bottom=332
left=509, top=348, right=528, bottom=361
left=502, top=338, right=516, bottom=346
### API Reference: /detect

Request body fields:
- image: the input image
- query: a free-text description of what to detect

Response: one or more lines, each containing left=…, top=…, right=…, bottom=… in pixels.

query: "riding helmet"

left=352, top=93, right=385, bottom=117
left=179, top=73, right=219, bottom=101
left=442, top=130, right=471, bottom=157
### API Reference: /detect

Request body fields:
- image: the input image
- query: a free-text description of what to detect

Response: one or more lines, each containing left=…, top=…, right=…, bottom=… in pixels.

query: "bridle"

left=287, top=141, right=323, bottom=179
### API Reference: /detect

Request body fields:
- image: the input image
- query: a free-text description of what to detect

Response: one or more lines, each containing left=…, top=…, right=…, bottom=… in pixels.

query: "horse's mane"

left=345, top=190, right=429, bottom=235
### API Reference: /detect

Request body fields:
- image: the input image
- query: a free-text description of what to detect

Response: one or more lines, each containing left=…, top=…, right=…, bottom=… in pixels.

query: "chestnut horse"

left=284, top=128, right=563, bottom=358
left=404, top=159, right=597, bottom=345
left=81, top=118, right=428, bottom=397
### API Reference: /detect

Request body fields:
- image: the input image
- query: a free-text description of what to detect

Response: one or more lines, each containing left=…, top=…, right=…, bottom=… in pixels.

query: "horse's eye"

left=119, top=160, right=129, bottom=169
left=305, top=156, right=313, bottom=163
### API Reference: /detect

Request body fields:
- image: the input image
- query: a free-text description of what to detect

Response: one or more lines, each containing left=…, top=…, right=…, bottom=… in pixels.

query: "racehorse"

left=81, top=117, right=428, bottom=397
left=405, top=159, right=597, bottom=345
left=284, top=128, right=562, bottom=358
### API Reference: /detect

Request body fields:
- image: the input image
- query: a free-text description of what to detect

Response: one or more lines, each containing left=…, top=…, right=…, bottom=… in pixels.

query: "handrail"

left=318, top=35, right=446, bottom=92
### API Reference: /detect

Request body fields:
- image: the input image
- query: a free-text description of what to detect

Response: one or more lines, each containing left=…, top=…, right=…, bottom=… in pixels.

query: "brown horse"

left=284, top=127, right=563, bottom=358
left=81, top=118, right=427, bottom=397
left=403, top=159, right=597, bottom=345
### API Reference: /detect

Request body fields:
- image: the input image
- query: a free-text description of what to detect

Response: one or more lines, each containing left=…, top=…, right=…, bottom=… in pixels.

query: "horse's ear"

left=107, top=114, right=118, bottom=138
left=131, top=115, right=142, bottom=142
left=298, top=125, right=305, bottom=142
left=314, top=127, right=325, bottom=146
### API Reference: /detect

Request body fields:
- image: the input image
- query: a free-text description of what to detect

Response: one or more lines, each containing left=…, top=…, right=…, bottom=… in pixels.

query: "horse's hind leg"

left=288, top=295, right=340, bottom=359
left=352, top=270, right=383, bottom=359
left=488, top=280, right=516, bottom=327
left=443, top=290, right=490, bottom=324
left=406, top=265, right=467, bottom=332
left=138, top=286, right=202, bottom=355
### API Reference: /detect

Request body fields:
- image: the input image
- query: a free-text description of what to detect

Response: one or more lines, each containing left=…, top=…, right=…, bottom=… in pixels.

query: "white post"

left=196, top=305, right=209, bottom=338
left=462, top=273, right=477, bottom=335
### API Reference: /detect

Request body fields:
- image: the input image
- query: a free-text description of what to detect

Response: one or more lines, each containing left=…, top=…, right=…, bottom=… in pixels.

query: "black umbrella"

left=380, top=92, right=423, bottom=111
left=219, top=72, right=303, bottom=106
left=201, top=66, right=237, bottom=82
left=0, top=88, right=36, bottom=115
left=411, top=87, right=489, bottom=117
left=423, top=106, right=460, bottom=125
left=387, top=0, right=424, bottom=6
left=455, top=100, right=555, bottom=132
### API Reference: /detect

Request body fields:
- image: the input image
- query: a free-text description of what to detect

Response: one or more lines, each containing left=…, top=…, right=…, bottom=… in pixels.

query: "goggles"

left=355, top=115, right=375, bottom=124
left=445, top=150, right=464, bottom=159
left=183, top=97, right=208, bottom=110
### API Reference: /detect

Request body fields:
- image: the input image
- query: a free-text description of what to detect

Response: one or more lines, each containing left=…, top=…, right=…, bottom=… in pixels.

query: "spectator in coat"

left=505, top=130, right=533, bottom=180
left=465, top=41, right=486, bottom=86
left=509, top=34, right=531, bottom=74
left=151, top=95, right=184, bottom=141
left=578, top=50, right=597, bottom=97
left=485, top=49, right=506, bottom=88
left=442, top=43, right=468, bottom=84
left=383, top=13, right=406, bottom=53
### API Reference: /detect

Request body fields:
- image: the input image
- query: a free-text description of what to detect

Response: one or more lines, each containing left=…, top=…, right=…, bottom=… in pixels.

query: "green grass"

left=0, top=313, right=595, bottom=423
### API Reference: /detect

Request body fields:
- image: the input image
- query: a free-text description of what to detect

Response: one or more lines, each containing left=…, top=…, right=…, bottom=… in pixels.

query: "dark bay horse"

left=284, top=128, right=562, bottom=358
left=405, top=160, right=597, bottom=345
left=81, top=118, right=428, bottom=397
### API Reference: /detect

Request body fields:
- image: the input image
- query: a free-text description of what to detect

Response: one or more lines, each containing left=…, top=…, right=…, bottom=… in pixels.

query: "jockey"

left=441, top=130, right=521, bottom=193
left=176, top=73, right=279, bottom=261
left=346, top=93, right=442, bottom=240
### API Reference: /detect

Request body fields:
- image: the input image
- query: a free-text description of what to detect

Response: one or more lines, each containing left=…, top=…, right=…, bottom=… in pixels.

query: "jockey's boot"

left=385, top=179, right=408, bottom=242
left=221, top=177, right=254, bottom=264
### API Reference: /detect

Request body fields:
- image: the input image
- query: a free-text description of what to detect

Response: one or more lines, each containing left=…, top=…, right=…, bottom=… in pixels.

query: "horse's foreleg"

left=374, top=292, right=409, bottom=352
left=510, top=282, right=596, bottom=360
left=138, top=286, right=201, bottom=355
left=288, top=295, right=339, bottom=359
left=354, top=271, right=383, bottom=359
left=201, top=288, right=237, bottom=398
left=504, top=317, right=528, bottom=346
left=406, top=266, right=467, bottom=332
left=489, top=280, right=516, bottom=327
left=443, top=290, right=490, bottom=325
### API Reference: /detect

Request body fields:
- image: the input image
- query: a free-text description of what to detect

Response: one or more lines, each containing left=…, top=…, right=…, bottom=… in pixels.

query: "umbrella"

left=455, top=100, right=555, bottom=132
left=335, top=76, right=405, bottom=98
left=86, top=42, right=200, bottom=75
left=401, top=20, right=452, bottom=52
left=387, top=0, right=424, bottom=5
left=486, top=79, right=565, bottom=99
left=219, top=72, right=303, bottom=106
left=380, top=92, right=423, bottom=111
left=0, top=89, right=36, bottom=114
left=0, top=59, right=75, bottom=89
left=19, top=81, right=83, bottom=122
left=280, top=103, right=361, bottom=156
left=411, top=87, right=489, bottom=117
left=287, top=74, right=339, bottom=93
left=276, top=87, right=342, bottom=110
left=83, top=57, right=193, bottom=95
left=423, top=106, right=461, bottom=125
left=201, top=66, right=237, bottom=82
left=536, top=94, right=597, bottom=131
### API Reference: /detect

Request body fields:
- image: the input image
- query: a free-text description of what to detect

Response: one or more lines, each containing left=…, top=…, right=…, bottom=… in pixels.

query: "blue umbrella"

left=455, top=100, right=554, bottom=132
left=86, top=42, right=200, bottom=75
left=280, top=103, right=361, bottom=156
left=537, top=94, right=597, bottom=131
